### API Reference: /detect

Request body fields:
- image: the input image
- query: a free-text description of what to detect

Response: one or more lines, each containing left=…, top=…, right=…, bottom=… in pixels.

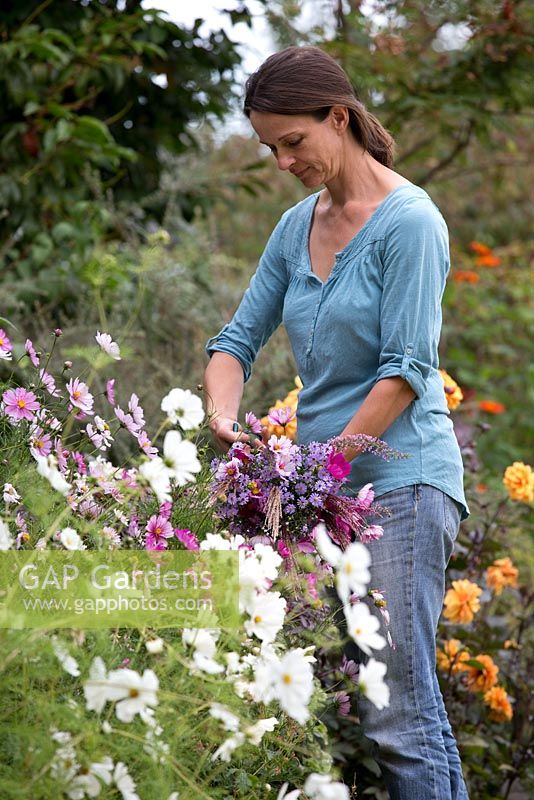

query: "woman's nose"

left=276, top=153, right=296, bottom=171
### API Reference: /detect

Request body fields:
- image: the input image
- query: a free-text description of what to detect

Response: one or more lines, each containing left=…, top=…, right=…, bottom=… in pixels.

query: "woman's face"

left=249, top=108, right=348, bottom=188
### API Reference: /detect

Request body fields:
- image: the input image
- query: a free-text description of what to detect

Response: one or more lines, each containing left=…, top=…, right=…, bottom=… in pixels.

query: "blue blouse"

left=206, top=182, right=468, bottom=518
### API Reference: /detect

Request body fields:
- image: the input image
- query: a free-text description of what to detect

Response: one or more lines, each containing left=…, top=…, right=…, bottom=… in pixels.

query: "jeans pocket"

left=443, top=492, right=461, bottom=562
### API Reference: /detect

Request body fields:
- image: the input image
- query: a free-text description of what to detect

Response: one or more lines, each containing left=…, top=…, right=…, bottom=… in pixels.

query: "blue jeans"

left=340, top=484, right=469, bottom=799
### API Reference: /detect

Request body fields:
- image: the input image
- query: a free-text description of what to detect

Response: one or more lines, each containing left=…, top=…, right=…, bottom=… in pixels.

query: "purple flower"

left=216, top=457, right=241, bottom=480
left=334, top=691, right=351, bottom=716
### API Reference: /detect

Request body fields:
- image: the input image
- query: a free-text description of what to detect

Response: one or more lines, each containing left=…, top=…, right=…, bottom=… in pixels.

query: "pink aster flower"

left=0, top=329, right=12, bottom=353
left=267, top=406, right=295, bottom=427
left=39, top=369, right=61, bottom=398
left=136, top=429, right=158, bottom=458
left=66, top=377, right=94, bottom=415
left=175, top=528, right=200, bottom=550
left=327, top=451, right=351, bottom=480
left=25, top=339, right=40, bottom=367
left=245, top=411, right=263, bottom=435
left=145, top=514, right=174, bottom=550
left=95, top=331, right=121, bottom=360
left=2, top=387, right=40, bottom=421
left=106, top=379, right=116, bottom=406
left=30, top=427, right=52, bottom=460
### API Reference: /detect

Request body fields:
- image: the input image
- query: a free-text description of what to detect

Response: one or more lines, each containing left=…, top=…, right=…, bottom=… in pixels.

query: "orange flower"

left=484, top=686, right=513, bottom=721
left=485, top=557, right=519, bottom=595
left=261, top=376, right=302, bottom=440
left=503, top=462, right=534, bottom=503
left=469, top=241, right=492, bottom=256
left=437, top=639, right=471, bottom=673
left=476, top=483, right=488, bottom=493
left=464, top=654, right=499, bottom=693
left=479, top=400, right=506, bottom=414
left=438, top=369, right=464, bottom=410
left=453, top=270, right=480, bottom=283
left=443, top=579, right=482, bottom=624
left=475, top=253, right=501, bottom=267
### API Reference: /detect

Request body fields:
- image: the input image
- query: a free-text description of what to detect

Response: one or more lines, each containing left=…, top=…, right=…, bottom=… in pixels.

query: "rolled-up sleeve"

left=205, top=211, right=290, bottom=382
left=375, top=198, right=450, bottom=399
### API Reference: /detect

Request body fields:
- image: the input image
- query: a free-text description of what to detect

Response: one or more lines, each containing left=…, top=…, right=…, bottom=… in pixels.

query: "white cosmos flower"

left=139, top=457, right=172, bottom=503
left=145, top=637, right=164, bottom=654
left=303, top=773, right=350, bottom=800
left=200, top=531, right=245, bottom=550
left=314, top=523, right=370, bottom=602
left=344, top=603, right=387, bottom=656
left=67, top=756, right=113, bottom=799
left=3, top=483, right=21, bottom=505
left=256, top=649, right=314, bottom=725
left=160, top=387, right=204, bottom=429
left=358, top=658, right=390, bottom=710
left=113, top=761, right=139, bottom=800
left=58, top=526, right=86, bottom=551
left=52, top=636, right=80, bottom=677
left=211, top=731, right=245, bottom=762
left=209, top=703, right=240, bottom=732
left=244, top=591, right=287, bottom=643
left=162, top=430, right=201, bottom=486
left=104, top=668, right=159, bottom=723
left=36, top=454, right=71, bottom=495
left=95, top=331, right=121, bottom=360
left=182, top=628, right=224, bottom=674
left=84, top=657, right=109, bottom=713
left=0, top=519, right=13, bottom=550
left=276, top=783, right=301, bottom=800
left=245, top=716, right=278, bottom=745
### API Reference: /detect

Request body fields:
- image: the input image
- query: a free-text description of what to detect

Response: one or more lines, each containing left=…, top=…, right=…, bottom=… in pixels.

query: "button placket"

left=305, top=282, right=324, bottom=356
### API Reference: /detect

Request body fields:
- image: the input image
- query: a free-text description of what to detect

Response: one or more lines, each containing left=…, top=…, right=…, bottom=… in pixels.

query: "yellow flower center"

left=282, top=674, right=292, bottom=684
left=354, top=627, right=363, bottom=636
left=254, top=615, right=262, bottom=623
left=17, top=399, right=27, bottom=408
left=128, top=688, right=140, bottom=698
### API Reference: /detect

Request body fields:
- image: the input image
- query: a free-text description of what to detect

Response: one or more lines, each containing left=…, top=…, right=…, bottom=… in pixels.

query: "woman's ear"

left=329, top=105, right=350, bottom=134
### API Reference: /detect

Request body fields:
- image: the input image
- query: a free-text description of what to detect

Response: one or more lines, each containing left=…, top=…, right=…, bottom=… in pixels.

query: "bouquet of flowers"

left=210, top=412, right=401, bottom=550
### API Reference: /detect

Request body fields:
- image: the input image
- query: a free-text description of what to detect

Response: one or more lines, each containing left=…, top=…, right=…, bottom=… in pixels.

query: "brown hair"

left=244, top=46, right=395, bottom=168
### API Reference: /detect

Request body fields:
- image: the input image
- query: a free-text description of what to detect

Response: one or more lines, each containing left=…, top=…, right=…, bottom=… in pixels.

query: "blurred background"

left=0, top=0, right=532, bottom=474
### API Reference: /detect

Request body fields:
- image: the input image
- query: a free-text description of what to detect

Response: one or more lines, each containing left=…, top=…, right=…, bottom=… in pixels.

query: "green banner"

left=0, top=550, right=239, bottom=629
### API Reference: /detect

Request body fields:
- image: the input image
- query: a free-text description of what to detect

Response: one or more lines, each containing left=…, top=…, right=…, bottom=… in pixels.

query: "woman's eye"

left=287, top=139, right=302, bottom=147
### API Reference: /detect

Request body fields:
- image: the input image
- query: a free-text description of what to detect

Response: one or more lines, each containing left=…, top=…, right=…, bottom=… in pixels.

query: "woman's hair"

left=244, top=46, right=395, bottom=168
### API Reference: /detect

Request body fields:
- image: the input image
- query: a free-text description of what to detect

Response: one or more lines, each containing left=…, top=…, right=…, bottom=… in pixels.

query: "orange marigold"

left=475, top=253, right=501, bottom=267
left=503, top=461, right=534, bottom=503
left=452, top=270, right=480, bottom=283
left=443, top=579, right=482, bottom=624
left=438, top=369, right=464, bottom=411
left=437, top=639, right=471, bottom=673
left=479, top=400, right=506, bottom=414
left=469, top=241, right=492, bottom=256
left=464, top=654, right=499, bottom=693
left=261, top=376, right=302, bottom=440
left=484, top=686, right=513, bottom=722
left=485, top=557, right=519, bottom=595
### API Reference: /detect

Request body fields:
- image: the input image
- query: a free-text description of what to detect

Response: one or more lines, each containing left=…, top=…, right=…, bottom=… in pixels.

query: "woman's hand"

left=209, top=415, right=250, bottom=452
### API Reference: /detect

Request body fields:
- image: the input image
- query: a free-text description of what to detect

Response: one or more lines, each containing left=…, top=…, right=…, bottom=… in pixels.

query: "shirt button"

left=406, top=346, right=413, bottom=355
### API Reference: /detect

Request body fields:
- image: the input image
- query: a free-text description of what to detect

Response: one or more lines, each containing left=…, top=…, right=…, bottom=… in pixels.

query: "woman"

left=203, top=46, right=469, bottom=800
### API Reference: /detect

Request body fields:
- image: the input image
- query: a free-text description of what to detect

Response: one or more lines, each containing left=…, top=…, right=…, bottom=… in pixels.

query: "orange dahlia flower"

left=484, top=686, right=513, bottom=722
left=475, top=253, right=501, bottom=267
left=438, top=369, right=464, bottom=411
left=485, top=557, right=519, bottom=595
left=261, top=376, right=302, bottom=440
left=469, top=241, right=492, bottom=256
left=437, top=639, right=471, bottom=673
left=453, top=270, right=480, bottom=283
left=443, top=579, right=482, bottom=624
left=464, top=654, right=499, bottom=693
left=503, top=462, right=534, bottom=503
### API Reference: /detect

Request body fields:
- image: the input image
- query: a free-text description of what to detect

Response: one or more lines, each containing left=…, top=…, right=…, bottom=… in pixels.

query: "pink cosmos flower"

left=136, top=429, right=158, bottom=459
left=145, top=514, right=174, bottom=550
left=159, top=501, right=172, bottom=519
left=66, top=377, right=94, bottom=415
left=326, top=451, right=351, bottom=480
left=267, top=434, right=295, bottom=459
left=25, top=339, right=40, bottom=367
left=72, top=451, right=87, bottom=475
left=357, top=483, right=375, bottom=510
left=128, top=393, right=145, bottom=429
left=2, top=387, right=40, bottom=421
left=274, top=454, right=296, bottom=478
left=95, top=331, right=121, bottom=360
left=86, top=416, right=113, bottom=451
left=106, top=379, right=116, bottom=406
left=39, top=369, right=61, bottom=398
left=360, top=524, right=384, bottom=543
left=54, top=437, right=70, bottom=472
left=0, top=329, right=12, bottom=352
left=245, top=411, right=263, bottom=435
left=114, top=405, right=141, bottom=435
left=175, top=528, right=200, bottom=550
left=305, top=572, right=320, bottom=600
left=277, top=540, right=291, bottom=559
left=267, top=406, right=295, bottom=427
left=216, top=457, right=241, bottom=480
left=30, top=427, right=53, bottom=460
